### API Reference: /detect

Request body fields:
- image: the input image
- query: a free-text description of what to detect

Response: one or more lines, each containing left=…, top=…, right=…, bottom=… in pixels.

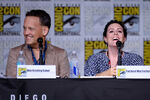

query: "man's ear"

left=42, top=26, right=49, bottom=36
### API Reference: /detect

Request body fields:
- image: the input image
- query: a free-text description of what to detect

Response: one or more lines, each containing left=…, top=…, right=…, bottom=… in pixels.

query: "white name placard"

left=17, top=65, right=56, bottom=79
left=116, top=66, right=150, bottom=79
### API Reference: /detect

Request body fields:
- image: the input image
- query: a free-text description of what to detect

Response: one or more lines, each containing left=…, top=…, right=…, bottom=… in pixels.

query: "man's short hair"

left=26, top=9, right=51, bottom=29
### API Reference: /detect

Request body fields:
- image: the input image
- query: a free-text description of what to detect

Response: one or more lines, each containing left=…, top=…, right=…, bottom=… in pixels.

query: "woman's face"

left=104, top=23, right=126, bottom=47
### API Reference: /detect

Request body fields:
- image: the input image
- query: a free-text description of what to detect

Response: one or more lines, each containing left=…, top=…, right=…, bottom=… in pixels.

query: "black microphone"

left=37, top=37, right=43, bottom=65
left=37, top=37, right=43, bottom=49
left=116, top=40, right=122, bottom=48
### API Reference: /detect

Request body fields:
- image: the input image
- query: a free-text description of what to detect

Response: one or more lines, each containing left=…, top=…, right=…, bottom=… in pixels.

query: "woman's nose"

left=114, top=31, right=118, bottom=35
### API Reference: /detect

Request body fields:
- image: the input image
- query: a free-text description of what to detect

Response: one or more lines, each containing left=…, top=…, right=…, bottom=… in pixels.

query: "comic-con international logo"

left=117, top=68, right=126, bottom=77
left=114, top=4, right=139, bottom=35
left=144, top=41, right=150, bottom=65
left=18, top=68, right=27, bottom=77
left=55, top=4, right=80, bottom=35
left=0, top=6, right=21, bottom=35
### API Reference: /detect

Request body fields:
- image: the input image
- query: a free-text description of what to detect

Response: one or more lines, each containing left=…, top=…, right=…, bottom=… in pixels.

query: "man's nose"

left=24, top=29, right=29, bottom=35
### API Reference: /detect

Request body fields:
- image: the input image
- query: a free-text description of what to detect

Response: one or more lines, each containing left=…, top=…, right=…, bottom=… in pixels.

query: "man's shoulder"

left=8, top=44, right=25, bottom=56
left=47, top=43, right=65, bottom=52
left=10, top=44, right=25, bottom=51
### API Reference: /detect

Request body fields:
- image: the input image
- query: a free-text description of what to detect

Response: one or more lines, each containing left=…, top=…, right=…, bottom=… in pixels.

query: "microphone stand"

left=116, top=41, right=122, bottom=65
left=38, top=38, right=44, bottom=65
left=39, top=43, right=43, bottom=65
left=117, top=47, right=122, bottom=65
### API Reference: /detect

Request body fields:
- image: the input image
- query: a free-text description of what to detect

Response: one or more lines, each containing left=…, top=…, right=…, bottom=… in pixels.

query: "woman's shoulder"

left=87, top=51, right=107, bottom=61
left=91, top=51, right=106, bottom=57
left=123, top=52, right=144, bottom=65
left=124, top=52, right=142, bottom=59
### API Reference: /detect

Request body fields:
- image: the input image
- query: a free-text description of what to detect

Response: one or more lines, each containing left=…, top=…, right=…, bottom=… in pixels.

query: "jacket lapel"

left=45, top=44, right=56, bottom=65
left=23, top=45, right=33, bottom=65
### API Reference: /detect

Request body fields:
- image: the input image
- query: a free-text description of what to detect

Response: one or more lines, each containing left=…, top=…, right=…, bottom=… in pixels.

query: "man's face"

left=23, top=16, right=43, bottom=48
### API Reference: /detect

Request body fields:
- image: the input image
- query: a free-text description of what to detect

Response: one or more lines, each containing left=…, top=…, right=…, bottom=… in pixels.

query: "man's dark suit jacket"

left=6, top=43, right=70, bottom=78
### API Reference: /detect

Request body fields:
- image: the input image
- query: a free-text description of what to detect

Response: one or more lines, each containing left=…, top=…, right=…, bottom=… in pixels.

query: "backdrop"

left=0, top=0, right=150, bottom=76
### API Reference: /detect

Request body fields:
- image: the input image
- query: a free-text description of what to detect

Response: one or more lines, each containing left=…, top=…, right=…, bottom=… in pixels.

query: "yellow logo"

left=18, top=68, right=27, bottom=76
left=117, top=68, right=126, bottom=77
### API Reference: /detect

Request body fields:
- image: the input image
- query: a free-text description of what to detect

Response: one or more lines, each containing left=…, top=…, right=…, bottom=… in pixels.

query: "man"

left=6, top=9, right=70, bottom=78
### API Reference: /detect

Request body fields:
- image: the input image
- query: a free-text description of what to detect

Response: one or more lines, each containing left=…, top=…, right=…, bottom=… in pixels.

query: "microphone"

left=116, top=40, right=122, bottom=48
left=37, top=37, right=43, bottom=49
left=37, top=37, right=43, bottom=43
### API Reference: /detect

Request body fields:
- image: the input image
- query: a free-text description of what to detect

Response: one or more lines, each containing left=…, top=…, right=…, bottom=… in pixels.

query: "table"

left=0, top=78, right=150, bottom=100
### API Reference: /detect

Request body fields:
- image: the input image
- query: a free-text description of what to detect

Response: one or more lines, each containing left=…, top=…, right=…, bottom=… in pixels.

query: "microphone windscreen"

left=37, top=37, right=43, bottom=43
left=116, top=40, right=122, bottom=48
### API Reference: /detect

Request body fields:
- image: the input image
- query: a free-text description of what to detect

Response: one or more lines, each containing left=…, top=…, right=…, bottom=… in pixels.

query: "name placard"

left=17, top=65, right=56, bottom=79
left=116, top=66, right=150, bottom=79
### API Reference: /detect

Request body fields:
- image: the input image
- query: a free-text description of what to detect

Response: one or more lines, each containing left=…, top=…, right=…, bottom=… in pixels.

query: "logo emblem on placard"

left=117, top=68, right=126, bottom=77
left=18, top=68, right=27, bottom=77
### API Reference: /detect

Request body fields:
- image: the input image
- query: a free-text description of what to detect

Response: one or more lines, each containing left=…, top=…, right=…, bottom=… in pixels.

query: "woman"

left=84, top=20, right=144, bottom=76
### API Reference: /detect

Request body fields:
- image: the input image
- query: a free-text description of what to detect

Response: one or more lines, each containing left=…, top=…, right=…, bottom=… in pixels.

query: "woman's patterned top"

left=84, top=51, right=144, bottom=76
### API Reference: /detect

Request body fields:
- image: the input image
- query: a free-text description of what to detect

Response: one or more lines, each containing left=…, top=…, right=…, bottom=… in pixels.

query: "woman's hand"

left=96, top=67, right=116, bottom=76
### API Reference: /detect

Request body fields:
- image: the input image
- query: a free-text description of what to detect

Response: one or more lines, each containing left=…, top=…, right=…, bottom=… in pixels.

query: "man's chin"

left=25, top=42, right=33, bottom=46
left=25, top=42, right=38, bottom=48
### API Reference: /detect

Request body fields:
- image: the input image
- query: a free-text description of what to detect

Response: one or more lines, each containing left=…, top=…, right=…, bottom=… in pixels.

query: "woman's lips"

left=113, top=39, right=119, bottom=41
